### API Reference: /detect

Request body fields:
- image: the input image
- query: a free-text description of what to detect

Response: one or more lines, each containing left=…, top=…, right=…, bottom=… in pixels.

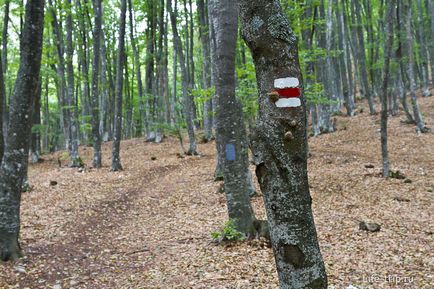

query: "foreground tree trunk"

left=0, top=0, right=45, bottom=261
left=208, top=0, right=256, bottom=235
left=111, top=0, right=127, bottom=171
left=239, top=1, right=327, bottom=287
left=91, top=0, right=102, bottom=168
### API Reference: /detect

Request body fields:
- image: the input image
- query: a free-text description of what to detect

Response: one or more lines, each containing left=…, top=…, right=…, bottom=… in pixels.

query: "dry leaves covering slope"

left=0, top=96, right=433, bottom=289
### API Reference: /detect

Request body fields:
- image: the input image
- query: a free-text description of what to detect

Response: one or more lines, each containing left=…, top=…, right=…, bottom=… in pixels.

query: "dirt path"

left=1, top=97, right=433, bottom=289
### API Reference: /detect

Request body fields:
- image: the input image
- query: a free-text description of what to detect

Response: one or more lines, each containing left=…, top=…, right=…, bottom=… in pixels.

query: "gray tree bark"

left=65, top=0, right=82, bottom=167
left=198, top=0, right=214, bottom=142
left=208, top=0, right=256, bottom=235
left=239, top=1, right=327, bottom=287
left=0, top=53, right=4, bottom=163
left=404, top=0, right=428, bottom=133
left=111, top=0, right=127, bottom=171
left=0, top=0, right=45, bottom=261
left=381, top=0, right=395, bottom=178
left=416, top=0, right=431, bottom=97
left=91, top=0, right=103, bottom=168
left=351, top=0, right=376, bottom=114
left=2, top=0, right=10, bottom=138
left=167, top=0, right=198, bottom=155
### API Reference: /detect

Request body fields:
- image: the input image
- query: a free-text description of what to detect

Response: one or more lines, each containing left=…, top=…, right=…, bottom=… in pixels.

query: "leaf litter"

left=0, top=97, right=433, bottom=288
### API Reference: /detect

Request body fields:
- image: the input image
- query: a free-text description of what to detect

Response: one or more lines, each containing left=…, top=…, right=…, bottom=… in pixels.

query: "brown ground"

left=0, top=96, right=433, bottom=289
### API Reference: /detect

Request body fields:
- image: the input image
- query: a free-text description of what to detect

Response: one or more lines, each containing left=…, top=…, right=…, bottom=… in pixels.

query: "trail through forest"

left=0, top=98, right=433, bottom=289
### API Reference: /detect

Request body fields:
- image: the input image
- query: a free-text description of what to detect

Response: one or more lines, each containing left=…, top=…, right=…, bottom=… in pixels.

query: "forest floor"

left=0, top=95, right=433, bottom=289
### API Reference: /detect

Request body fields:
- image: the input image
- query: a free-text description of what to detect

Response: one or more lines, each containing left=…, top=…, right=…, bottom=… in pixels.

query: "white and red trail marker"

left=272, top=77, right=301, bottom=108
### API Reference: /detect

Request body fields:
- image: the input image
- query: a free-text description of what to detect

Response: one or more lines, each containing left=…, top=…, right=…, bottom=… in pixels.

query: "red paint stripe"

left=276, top=87, right=301, bottom=98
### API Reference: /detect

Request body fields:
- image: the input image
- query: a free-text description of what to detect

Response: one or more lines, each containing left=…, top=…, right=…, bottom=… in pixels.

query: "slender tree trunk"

left=111, top=0, right=127, bottom=171
left=416, top=0, right=431, bottom=97
left=352, top=0, right=376, bottom=114
left=91, top=0, right=102, bottom=168
left=381, top=1, right=395, bottom=178
left=239, top=1, right=328, bottom=287
left=0, top=0, right=45, bottom=261
left=2, top=0, right=10, bottom=137
left=336, top=0, right=354, bottom=116
left=128, top=0, right=147, bottom=137
left=30, top=85, right=41, bottom=164
left=404, top=0, right=428, bottom=133
left=0, top=53, right=4, bottom=163
left=427, top=0, right=434, bottom=84
left=100, top=31, right=110, bottom=141
left=198, top=0, right=213, bottom=141
left=208, top=0, right=256, bottom=235
left=168, top=0, right=198, bottom=155
left=66, top=0, right=82, bottom=167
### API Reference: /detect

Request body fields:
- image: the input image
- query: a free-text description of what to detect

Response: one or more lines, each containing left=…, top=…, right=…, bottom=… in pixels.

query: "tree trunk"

left=208, top=0, right=256, bottom=235
left=30, top=84, right=41, bottom=164
left=198, top=0, right=214, bottom=141
left=91, top=0, right=102, bottom=168
left=0, top=53, right=4, bottom=163
left=2, top=0, right=10, bottom=138
left=111, top=0, right=127, bottom=171
left=404, top=0, right=428, bottom=133
left=381, top=1, right=395, bottom=178
left=416, top=0, right=431, bottom=97
left=167, top=0, right=198, bottom=155
left=239, top=1, right=328, bottom=287
left=352, top=0, right=376, bottom=114
left=66, top=0, right=82, bottom=167
left=128, top=0, right=147, bottom=137
left=0, top=0, right=45, bottom=261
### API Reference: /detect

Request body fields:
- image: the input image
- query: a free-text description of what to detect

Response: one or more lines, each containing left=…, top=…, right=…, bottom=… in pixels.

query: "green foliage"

left=211, top=219, right=245, bottom=242
left=236, top=63, right=258, bottom=119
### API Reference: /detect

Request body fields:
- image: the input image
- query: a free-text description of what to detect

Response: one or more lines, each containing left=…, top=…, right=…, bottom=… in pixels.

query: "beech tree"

left=167, top=0, right=198, bottom=155
left=239, top=0, right=327, bottom=287
left=208, top=0, right=256, bottom=235
left=91, top=0, right=103, bottom=168
left=380, top=0, right=395, bottom=178
left=111, top=0, right=127, bottom=171
left=0, top=0, right=45, bottom=261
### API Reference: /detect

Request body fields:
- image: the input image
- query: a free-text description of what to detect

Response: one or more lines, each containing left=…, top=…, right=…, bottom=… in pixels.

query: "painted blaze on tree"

left=239, top=0, right=327, bottom=288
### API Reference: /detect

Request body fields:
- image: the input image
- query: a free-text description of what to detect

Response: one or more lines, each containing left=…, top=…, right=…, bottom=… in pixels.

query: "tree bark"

left=0, top=52, right=4, bottom=163
left=167, top=0, right=198, bottom=155
left=198, top=0, right=214, bottom=141
left=2, top=0, right=10, bottom=138
left=239, top=1, right=327, bottom=287
left=208, top=0, right=256, bottom=235
left=91, top=0, right=102, bottom=168
left=404, top=0, right=428, bottom=133
left=66, top=0, right=82, bottom=167
left=351, top=0, right=376, bottom=114
left=0, top=0, right=45, bottom=261
left=111, top=0, right=127, bottom=171
left=381, top=1, right=395, bottom=178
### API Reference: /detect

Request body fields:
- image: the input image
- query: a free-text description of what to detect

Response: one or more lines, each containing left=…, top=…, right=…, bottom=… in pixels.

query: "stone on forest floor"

left=393, top=197, right=410, bottom=202
left=359, top=221, right=381, bottom=232
left=403, top=178, right=412, bottom=184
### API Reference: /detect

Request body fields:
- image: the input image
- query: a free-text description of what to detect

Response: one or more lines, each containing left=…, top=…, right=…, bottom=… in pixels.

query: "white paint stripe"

left=274, top=77, right=299, bottom=89
left=275, top=98, right=301, bottom=108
